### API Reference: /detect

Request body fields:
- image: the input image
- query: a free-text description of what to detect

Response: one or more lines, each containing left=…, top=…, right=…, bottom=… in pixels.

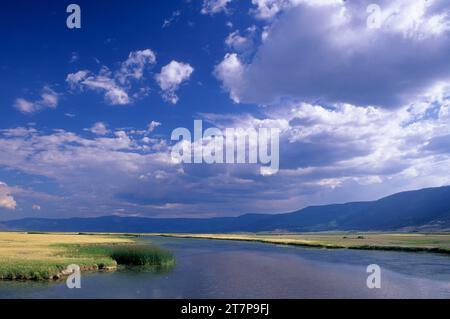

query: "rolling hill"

left=1, top=186, right=450, bottom=233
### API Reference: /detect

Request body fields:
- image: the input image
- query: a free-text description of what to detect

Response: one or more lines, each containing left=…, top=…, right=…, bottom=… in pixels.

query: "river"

left=0, top=236, right=449, bottom=298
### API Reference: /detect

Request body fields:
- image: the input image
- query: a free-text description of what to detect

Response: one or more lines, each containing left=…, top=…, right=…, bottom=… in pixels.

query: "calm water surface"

left=0, top=236, right=449, bottom=299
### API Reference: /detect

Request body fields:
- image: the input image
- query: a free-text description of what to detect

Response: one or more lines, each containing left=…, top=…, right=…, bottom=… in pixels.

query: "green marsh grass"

left=0, top=232, right=175, bottom=281
left=59, top=244, right=175, bottom=269
left=162, top=233, right=450, bottom=255
left=109, top=245, right=175, bottom=267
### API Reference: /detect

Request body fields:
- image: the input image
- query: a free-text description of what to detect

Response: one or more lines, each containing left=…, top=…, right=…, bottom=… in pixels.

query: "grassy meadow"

left=0, top=232, right=175, bottom=281
left=2, top=231, right=448, bottom=282
left=162, top=232, right=450, bottom=254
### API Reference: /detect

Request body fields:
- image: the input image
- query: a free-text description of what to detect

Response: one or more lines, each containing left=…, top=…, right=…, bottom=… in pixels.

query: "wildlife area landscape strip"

left=160, top=233, right=450, bottom=255
left=0, top=232, right=174, bottom=281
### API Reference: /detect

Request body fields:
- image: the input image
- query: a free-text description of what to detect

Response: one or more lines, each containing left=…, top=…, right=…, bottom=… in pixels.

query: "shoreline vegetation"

left=2, top=231, right=448, bottom=282
left=0, top=232, right=175, bottom=281
left=160, top=233, right=450, bottom=255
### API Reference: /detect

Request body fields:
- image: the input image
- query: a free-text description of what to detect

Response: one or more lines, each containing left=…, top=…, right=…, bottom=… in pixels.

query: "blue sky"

left=1, top=0, right=450, bottom=220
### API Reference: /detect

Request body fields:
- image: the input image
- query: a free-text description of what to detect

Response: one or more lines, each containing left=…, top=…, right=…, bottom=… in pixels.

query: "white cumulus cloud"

left=14, top=86, right=59, bottom=114
left=155, top=61, right=194, bottom=104
left=148, top=120, right=162, bottom=133
left=214, top=53, right=244, bottom=103
left=225, top=26, right=257, bottom=53
left=67, top=49, right=156, bottom=106
left=117, top=49, right=156, bottom=84
left=0, top=182, right=17, bottom=210
left=216, top=0, right=450, bottom=108
left=86, top=122, right=110, bottom=135
left=201, top=0, right=233, bottom=15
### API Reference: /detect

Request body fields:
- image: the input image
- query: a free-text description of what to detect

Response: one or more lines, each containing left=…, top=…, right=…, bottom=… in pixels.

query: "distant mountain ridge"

left=2, top=186, right=450, bottom=233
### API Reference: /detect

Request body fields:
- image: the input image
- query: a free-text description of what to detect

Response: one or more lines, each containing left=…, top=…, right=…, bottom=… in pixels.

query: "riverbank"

left=161, top=233, right=450, bottom=255
left=0, top=232, right=174, bottom=281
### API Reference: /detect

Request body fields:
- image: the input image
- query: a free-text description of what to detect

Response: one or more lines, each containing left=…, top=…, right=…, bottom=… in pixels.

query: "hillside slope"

left=2, top=186, right=450, bottom=233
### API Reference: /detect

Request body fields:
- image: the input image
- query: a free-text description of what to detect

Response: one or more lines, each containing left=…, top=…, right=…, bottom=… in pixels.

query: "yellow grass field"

left=0, top=232, right=133, bottom=261
left=162, top=232, right=450, bottom=254
left=0, top=232, right=134, bottom=280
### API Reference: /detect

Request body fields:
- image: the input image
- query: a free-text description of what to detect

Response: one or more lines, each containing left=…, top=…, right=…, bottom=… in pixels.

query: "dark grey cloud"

left=217, top=0, right=450, bottom=108
left=424, top=134, right=450, bottom=153
left=2, top=96, right=450, bottom=219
